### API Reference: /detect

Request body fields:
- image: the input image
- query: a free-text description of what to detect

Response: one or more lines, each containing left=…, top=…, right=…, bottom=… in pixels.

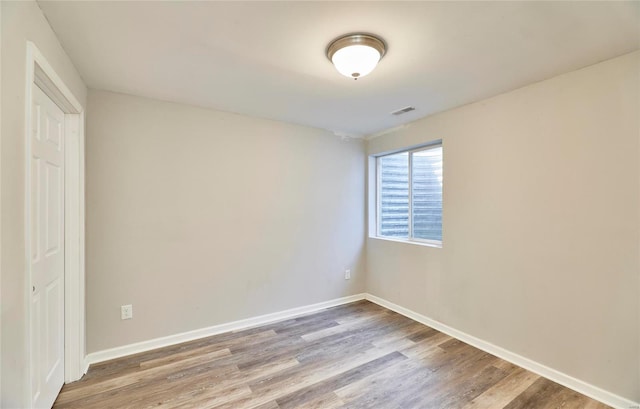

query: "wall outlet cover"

left=121, top=304, right=133, bottom=320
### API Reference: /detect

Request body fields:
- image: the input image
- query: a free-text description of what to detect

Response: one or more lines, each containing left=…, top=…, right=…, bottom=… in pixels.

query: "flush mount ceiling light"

left=327, top=33, right=386, bottom=80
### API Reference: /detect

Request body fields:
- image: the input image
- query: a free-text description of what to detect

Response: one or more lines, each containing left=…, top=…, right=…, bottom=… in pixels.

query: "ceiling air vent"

left=391, top=106, right=416, bottom=115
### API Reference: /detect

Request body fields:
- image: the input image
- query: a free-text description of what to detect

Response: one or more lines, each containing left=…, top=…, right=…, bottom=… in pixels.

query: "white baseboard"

left=364, top=293, right=639, bottom=409
left=85, top=293, right=366, bottom=366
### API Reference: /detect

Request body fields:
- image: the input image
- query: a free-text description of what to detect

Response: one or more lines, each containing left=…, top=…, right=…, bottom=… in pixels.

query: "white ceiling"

left=38, top=1, right=639, bottom=137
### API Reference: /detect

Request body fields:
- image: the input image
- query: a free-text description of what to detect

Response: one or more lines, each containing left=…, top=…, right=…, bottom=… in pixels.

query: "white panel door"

left=31, top=85, right=65, bottom=409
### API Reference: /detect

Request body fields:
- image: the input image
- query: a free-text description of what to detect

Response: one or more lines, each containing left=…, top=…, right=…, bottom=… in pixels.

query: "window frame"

left=375, top=141, right=443, bottom=248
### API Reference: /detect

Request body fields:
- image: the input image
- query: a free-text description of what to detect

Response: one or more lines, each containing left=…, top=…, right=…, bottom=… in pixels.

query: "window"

left=376, top=143, right=442, bottom=245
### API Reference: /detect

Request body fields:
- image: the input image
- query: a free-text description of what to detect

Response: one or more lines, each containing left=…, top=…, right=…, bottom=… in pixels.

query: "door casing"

left=24, top=41, right=86, bottom=407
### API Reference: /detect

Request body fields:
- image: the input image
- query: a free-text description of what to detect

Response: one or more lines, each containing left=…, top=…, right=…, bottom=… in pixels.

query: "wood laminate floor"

left=54, top=301, right=610, bottom=409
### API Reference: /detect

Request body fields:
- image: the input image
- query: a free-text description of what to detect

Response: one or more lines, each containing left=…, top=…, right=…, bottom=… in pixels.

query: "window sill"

left=368, top=236, right=442, bottom=249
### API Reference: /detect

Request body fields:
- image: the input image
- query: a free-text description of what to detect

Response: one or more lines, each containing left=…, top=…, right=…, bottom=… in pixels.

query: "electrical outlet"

left=121, top=304, right=133, bottom=320
left=345, top=269, right=351, bottom=280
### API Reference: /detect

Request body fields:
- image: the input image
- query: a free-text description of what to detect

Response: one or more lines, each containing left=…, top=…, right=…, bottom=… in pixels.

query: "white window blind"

left=378, top=144, right=442, bottom=244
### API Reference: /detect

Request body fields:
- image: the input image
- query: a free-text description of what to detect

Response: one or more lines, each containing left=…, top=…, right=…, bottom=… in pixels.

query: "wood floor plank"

left=292, top=392, right=344, bottom=409
left=415, top=362, right=507, bottom=408
left=224, top=345, right=407, bottom=409
left=462, top=366, right=540, bottom=409
left=301, top=310, right=388, bottom=342
left=503, top=377, right=610, bottom=409
left=55, top=348, right=231, bottom=406
left=54, top=301, right=612, bottom=409
left=275, top=352, right=407, bottom=409
left=399, top=331, right=452, bottom=359
left=146, top=357, right=299, bottom=409
left=251, top=401, right=281, bottom=409
left=156, top=384, right=253, bottom=409
left=334, top=356, right=434, bottom=406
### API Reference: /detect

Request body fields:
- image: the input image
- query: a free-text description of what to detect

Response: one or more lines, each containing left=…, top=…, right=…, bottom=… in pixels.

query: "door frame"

left=24, top=41, right=86, bottom=405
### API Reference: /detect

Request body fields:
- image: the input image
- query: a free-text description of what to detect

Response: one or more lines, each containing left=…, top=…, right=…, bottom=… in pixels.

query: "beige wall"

left=85, top=90, right=365, bottom=353
left=366, top=51, right=640, bottom=402
left=0, top=1, right=87, bottom=406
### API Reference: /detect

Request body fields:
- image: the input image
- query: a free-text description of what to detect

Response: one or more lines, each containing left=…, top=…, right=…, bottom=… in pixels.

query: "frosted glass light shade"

left=331, top=45, right=381, bottom=79
left=326, top=34, right=386, bottom=80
